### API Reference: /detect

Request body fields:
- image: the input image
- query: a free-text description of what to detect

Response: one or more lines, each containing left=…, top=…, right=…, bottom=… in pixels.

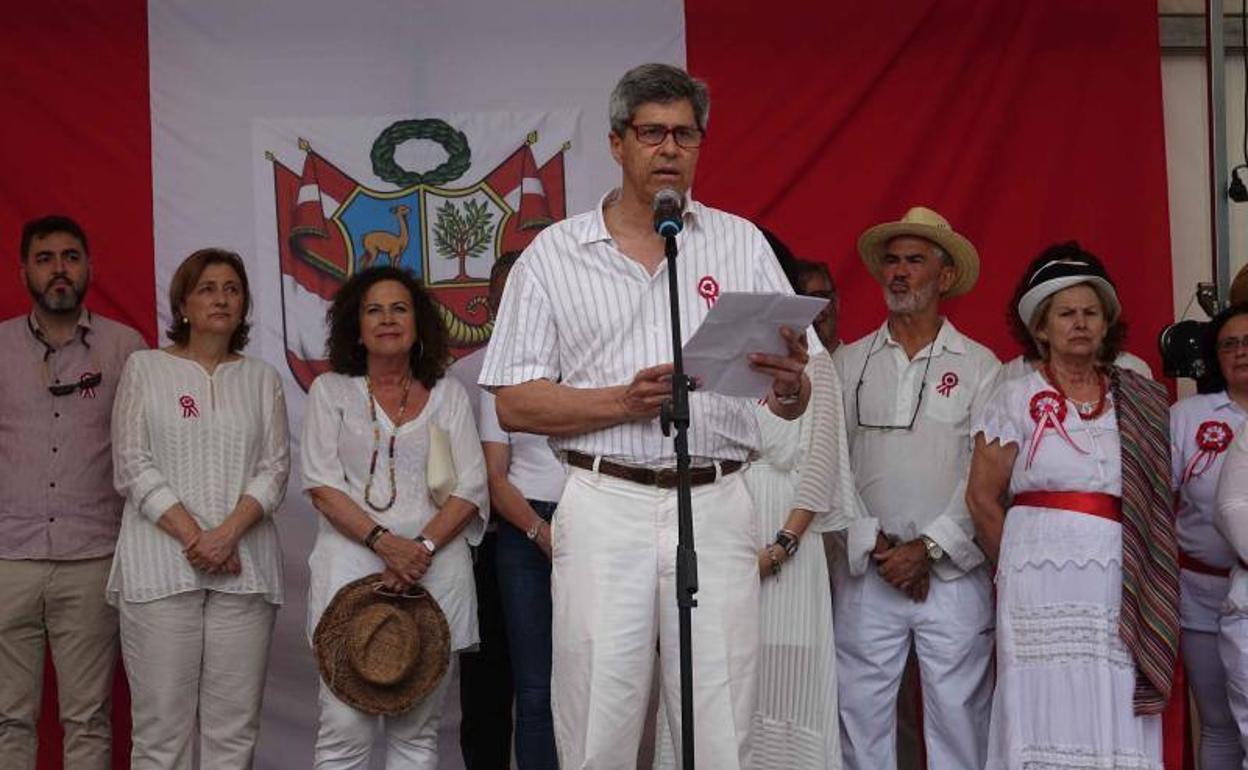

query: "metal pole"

left=1208, top=0, right=1233, bottom=303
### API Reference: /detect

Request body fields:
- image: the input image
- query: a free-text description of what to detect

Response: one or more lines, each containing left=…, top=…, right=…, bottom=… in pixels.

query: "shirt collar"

left=1211, top=390, right=1246, bottom=414
left=27, top=308, right=92, bottom=356
left=871, top=317, right=968, bottom=358
left=578, top=188, right=703, bottom=246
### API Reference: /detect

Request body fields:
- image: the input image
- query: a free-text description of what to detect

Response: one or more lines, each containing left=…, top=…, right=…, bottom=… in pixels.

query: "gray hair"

left=608, top=63, right=710, bottom=136
left=930, top=243, right=954, bottom=268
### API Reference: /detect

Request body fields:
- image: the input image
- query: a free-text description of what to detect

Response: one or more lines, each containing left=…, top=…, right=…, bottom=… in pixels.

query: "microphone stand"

left=659, top=231, right=698, bottom=770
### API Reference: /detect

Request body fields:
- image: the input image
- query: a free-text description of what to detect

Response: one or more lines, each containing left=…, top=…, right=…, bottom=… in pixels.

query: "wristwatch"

left=920, top=535, right=944, bottom=562
left=417, top=535, right=437, bottom=556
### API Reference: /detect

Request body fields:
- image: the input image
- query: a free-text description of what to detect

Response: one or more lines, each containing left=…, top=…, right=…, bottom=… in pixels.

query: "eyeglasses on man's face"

left=628, top=123, right=704, bottom=149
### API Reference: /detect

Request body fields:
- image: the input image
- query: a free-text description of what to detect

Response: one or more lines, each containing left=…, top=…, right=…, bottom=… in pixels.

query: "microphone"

left=653, top=188, right=684, bottom=237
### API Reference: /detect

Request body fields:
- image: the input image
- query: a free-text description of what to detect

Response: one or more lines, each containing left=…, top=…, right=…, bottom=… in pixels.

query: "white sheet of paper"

left=681, top=292, right=828, bottom=398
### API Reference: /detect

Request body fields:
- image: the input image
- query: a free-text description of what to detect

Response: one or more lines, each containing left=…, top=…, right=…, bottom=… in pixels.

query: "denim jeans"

left=496, top=500, right=558, bottom=770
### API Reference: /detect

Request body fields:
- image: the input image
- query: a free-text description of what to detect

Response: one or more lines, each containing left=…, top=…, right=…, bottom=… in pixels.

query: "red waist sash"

left=1178, top=551, right=1231, bottom=578
left=1012, top=491, right=1122, bottom=522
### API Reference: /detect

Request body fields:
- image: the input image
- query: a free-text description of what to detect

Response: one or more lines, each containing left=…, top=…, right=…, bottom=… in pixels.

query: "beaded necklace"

left=364, top=374, right=412, bottom=512
left=1042, top=361, right=1108, bottom=420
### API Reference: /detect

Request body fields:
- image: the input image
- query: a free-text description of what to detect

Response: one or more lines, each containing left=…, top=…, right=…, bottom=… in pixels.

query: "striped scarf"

left=1111, top=366, right=1179, bottom=714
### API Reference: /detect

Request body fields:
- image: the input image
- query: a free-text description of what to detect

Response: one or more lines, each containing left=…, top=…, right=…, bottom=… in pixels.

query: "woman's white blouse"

left=300, top=372, right=488, bottom=650
left=108, top=350, right=290, bottom=605
left=1216, top=423, right=1248, bottom=613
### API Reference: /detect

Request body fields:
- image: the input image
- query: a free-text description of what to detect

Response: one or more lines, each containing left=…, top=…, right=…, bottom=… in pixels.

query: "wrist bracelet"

left=775, top=529, right=799, bottom=557
left=364, top=524, right=389, bottom=551
left=525, top=520, right=545, bottom=541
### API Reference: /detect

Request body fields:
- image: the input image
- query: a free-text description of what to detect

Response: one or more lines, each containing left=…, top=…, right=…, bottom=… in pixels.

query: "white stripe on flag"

left=521, top=176, right=546, bottom=196
left=281, top=274, right=331, bottom=360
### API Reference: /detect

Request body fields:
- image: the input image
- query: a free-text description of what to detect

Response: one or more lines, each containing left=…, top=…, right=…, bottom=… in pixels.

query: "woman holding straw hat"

left=967, top=241, right=1178, bottom=769
left=302, top=265, right=488, bottom=769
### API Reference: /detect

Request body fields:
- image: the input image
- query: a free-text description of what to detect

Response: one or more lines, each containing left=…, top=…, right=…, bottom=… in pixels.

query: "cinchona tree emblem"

left=433, top=198, right=494, bottom=281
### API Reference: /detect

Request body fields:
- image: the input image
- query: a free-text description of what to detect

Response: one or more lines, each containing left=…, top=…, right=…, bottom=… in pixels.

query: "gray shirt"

left=0, top=310, right=146, bottom=560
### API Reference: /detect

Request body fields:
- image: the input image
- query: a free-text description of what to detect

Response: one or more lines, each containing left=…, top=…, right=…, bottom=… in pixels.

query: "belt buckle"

left=654, top=467, right=679, bottom=487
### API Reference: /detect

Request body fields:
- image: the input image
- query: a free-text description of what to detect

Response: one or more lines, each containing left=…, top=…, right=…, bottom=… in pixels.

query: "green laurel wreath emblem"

left=370, top=119, right=471, bottom=187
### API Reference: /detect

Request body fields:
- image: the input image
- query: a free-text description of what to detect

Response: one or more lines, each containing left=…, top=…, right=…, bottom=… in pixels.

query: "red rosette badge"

left=179, top=394, right=200, bottom=419
left=78, top=372, right=98, bottom=399
left=697, top=275, right=719, bottom=309
left=1025, top=390, right=1086, bottom=469
left=1181, top=420, right=1234, bottom=483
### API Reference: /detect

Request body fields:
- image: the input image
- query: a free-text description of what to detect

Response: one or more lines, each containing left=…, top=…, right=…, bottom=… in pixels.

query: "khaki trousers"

left=119, top=590, right=276, bottom=770
left=0, top=557, right=118, bottom=770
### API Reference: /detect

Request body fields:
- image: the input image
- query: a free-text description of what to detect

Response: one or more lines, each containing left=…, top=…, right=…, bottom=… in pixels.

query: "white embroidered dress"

left=976, top=370, right=1162, bottom=770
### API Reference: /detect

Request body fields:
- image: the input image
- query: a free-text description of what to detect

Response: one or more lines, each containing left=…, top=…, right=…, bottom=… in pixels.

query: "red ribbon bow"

left=1026, top=390, right=1087, bottom=469
left=1181, top=420, right=1233, bottom=483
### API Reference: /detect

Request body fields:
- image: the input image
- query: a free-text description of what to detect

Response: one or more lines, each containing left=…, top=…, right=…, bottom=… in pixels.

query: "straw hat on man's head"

left=313, top=574, right=451, bottom=716
left=857, top=206, right=980, bottom=297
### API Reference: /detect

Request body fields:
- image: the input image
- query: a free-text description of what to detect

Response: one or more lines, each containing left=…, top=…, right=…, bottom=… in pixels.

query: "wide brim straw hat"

left=857, top=206, right=980, bottom=297
left=313, top=574, right=451, bottom=716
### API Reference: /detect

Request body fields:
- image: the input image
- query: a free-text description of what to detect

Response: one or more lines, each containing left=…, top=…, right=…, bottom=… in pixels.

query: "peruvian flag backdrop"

left=2, top=2, right=1177, bottom=768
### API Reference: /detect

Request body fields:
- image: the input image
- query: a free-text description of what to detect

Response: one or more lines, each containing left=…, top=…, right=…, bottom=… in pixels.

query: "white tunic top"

left=300, top=373, right=488, bottom=650
left=478, top=189, right=817, bottom=465
left=108, top=350, right=290, bottom=605
left=1171, top=391, right=1245, bottom=628
left=478, top=389, right=565, bottom=503
left=833, top=319, right=1001, bottom=580
left=1216, top=420, right=1248, bottom=614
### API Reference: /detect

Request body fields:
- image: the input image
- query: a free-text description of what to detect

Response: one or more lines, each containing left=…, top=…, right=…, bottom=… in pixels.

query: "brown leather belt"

left=565, top=450, right=743, bottom=489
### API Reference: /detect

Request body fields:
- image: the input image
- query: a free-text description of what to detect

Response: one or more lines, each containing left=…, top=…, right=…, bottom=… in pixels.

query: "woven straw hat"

left=857, top=206, right=980, bottom=297
left=313, top=574, right=451, bottom=715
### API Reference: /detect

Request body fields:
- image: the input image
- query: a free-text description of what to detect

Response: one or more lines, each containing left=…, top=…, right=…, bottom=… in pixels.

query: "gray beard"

left=29, top=280, right=87, bottom=315
left=883, top=280, right=938, bottom=315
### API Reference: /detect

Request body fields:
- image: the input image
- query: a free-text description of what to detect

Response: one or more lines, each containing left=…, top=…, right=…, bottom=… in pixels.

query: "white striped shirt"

left=479, top=190, right=807, bottom=465
left=107, top=350, right=290, bottom=605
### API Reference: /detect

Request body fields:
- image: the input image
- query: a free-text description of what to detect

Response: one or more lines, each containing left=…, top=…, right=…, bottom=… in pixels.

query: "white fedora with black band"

left=857, top=206, right=980, bottom=297
left=1017, top=258, right=1121, bottom=328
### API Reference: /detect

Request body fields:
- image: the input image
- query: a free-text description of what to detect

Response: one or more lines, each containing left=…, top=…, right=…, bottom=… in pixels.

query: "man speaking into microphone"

left=480, top=63, right=813, bottom=769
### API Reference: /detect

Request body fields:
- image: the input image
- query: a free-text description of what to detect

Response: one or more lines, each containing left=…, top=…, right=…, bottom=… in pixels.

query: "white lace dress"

left=977, top=370, right=1162, bottom=770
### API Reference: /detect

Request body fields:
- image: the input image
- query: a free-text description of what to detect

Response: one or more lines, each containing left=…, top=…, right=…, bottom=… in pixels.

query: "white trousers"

left=551, top=468, right=760, bottom=770
left=119, top=590, right=277, bottom=770
left=1220, top=614, right=1248, bottom=769
left=1184, top=628, right=1243, bottom=769
left=832, top=559, right=994, bottom=770
left=313, top=660, right=453, bottom=770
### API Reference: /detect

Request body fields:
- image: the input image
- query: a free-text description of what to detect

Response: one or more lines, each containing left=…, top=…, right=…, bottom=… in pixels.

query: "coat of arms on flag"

left=267, top=116, right=569, bottom=390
